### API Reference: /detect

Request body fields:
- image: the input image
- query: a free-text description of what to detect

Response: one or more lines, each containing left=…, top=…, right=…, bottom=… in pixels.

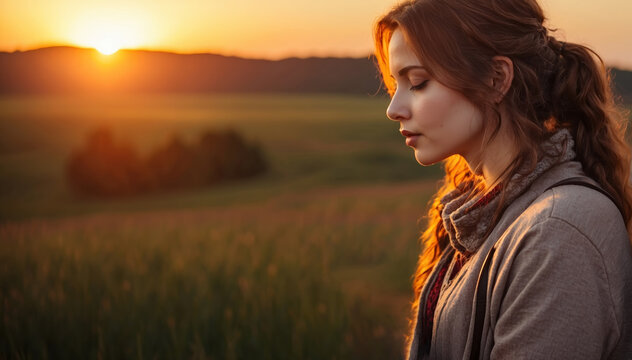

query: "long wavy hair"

left=373, top=0, right=632, bottom=353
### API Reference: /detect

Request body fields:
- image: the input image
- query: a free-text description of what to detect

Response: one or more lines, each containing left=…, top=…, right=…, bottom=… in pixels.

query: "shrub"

left=66, top=127, right=267, bottom=197
left=66, top=127, right=148, bottom=197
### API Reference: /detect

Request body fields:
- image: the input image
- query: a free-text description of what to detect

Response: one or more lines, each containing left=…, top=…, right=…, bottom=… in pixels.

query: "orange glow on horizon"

left=0, top=0, right=630, bottom=67
left=63, top=6, right=152, bottom=55
left=96, top=46, right=118, bottom=56
left=95, top=41, right=120, bottom=55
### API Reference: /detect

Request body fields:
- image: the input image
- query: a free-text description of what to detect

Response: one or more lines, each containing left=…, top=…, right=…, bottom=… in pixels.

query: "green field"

left=0, top=93, right=441, bottom=220
left=0, top=94, right=442, bottom=359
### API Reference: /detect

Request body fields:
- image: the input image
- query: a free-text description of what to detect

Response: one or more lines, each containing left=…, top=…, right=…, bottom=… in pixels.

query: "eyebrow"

left=399, top=65, right=427, bottom=76
left=390, top=65, right=427, bottom=78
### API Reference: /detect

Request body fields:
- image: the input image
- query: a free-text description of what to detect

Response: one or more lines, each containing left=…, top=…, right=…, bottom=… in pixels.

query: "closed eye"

left=410, top=80, right=429, bottom=91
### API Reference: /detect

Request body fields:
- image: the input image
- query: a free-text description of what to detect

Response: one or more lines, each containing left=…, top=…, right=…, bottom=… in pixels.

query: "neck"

left=480, top=143, right=516, bottom=188
left=465, top=118, right=517, bottom=189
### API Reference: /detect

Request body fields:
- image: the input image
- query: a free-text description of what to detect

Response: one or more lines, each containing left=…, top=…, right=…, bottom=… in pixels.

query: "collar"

left=440, top=129, right=576, bottom=254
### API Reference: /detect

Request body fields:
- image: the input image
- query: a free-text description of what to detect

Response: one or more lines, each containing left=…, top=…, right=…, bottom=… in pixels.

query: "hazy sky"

left=1, top=0, right=630, bottom=68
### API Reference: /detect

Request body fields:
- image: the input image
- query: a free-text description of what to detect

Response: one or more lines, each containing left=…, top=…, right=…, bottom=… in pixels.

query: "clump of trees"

left=66, top=127, right=267, bottom=197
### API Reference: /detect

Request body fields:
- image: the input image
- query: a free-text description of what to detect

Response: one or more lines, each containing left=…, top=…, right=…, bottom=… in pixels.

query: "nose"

left=386, top=91, right=411, bottom=122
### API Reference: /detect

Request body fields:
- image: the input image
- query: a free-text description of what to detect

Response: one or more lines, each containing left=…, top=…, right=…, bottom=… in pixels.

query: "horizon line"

left=2, top=44, right=631, bottom=72
left=0, top=43, right=376, bottom=62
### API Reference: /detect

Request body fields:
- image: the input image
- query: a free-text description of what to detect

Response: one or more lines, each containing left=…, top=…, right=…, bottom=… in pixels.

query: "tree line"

left=66, top=127, right=267, bottom=197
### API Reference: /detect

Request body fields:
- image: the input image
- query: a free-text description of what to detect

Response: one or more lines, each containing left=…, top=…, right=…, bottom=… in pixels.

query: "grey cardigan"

left=406, top=159, right=632, bottom=359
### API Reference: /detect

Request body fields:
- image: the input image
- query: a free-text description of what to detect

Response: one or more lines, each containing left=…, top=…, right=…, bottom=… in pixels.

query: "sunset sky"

left=1, top=0, right=631, bottom=68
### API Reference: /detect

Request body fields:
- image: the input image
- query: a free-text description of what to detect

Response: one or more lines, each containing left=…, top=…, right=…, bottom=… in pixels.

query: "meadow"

left=0, top=94, right=442, bottom=359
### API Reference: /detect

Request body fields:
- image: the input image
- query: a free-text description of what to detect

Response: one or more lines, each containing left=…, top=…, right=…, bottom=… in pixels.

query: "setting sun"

left=61, top=6, right=151, bottom=56
left=95, top=40, right=119, bottom=55
left=0, top=0, right=630, bottom=66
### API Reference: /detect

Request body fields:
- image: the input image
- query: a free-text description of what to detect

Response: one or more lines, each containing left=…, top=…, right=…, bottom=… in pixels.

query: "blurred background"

left=1, top=0, right=631, bottom=359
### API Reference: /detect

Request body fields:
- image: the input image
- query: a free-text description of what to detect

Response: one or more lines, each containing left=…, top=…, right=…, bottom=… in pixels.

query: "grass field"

left=0, top=93, right=441, bottom=221
left=0, top=93, right=442, bottom=359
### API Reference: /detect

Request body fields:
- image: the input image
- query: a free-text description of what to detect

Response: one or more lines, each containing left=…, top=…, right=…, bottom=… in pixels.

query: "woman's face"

left=386, top=29, right=486, bottom=167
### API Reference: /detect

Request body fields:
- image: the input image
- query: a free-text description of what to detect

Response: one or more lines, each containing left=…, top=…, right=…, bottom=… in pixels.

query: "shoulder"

left=497, top=182, right=632, bottom=305
left=499, top=184, right=632, bottom=281
left=518, top=184, right=628, bottom=251
left=498, top=183, right=632, bottom=335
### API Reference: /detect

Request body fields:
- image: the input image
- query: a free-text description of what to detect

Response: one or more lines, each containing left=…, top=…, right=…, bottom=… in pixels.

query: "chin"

left=413, top=150, right=443, bottom=166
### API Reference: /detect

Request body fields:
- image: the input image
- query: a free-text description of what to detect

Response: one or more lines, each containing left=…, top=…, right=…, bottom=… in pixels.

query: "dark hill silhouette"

left=0, top=46, right=383, bottom=95
left=0, top=46, right=631, bottom=101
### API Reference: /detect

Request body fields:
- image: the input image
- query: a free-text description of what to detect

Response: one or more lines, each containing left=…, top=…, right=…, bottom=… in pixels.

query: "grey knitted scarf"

left=440, top=129, right=576, bottom=254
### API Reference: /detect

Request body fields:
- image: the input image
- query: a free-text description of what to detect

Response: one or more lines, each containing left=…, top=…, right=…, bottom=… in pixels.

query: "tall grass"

left=0, top=94, right=441, bottom=358
left=1, top=181, right=434, bottom=359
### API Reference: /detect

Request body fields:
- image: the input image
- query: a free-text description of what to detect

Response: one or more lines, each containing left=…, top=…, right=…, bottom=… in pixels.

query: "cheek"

left=413, top=90, right=471, bottom=131
left=411, top=97, right=445, bottom=128
left=413, top=90, right=485, bottom=156
left=443, top=104, right=485, bottom=151
left=442, top=91, right=481, bottom=132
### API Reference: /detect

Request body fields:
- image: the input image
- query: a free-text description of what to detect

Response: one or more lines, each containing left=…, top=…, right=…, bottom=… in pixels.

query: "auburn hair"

left=373, top=0, right=632, bottom=354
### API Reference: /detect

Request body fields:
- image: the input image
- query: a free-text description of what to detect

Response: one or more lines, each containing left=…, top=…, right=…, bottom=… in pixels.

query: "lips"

left=400, top=130, right=421, bottom=147
left=400, top=130, right=421, bottom=137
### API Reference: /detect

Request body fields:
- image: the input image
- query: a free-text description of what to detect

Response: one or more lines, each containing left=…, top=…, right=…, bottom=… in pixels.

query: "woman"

left=373, top=0, right=632, bottom=359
